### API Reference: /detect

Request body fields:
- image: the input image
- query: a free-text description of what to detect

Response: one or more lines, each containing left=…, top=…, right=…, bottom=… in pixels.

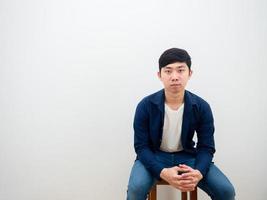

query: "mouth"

left=170, top=84, right=181, bottom=87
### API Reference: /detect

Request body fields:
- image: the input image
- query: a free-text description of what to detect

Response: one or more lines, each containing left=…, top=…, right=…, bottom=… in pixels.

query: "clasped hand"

left=160, top=164, right=203, bottom=192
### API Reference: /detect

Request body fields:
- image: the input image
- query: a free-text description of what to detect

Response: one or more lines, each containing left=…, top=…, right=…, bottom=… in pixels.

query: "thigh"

left=198, top=163, right=235, bottom=200
left=176, top=157, right=235, bottom=200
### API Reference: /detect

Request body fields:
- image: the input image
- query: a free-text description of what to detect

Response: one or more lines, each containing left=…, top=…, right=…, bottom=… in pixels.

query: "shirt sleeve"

left=133, top=100, right=164, bottom=179
left=195, top=102, right=216, bottom=176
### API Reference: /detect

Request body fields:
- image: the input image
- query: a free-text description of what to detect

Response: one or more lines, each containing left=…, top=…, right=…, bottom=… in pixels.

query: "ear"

left=189, top=70, right=193, bottom=78
left=157, top=71, right=161, bottom=79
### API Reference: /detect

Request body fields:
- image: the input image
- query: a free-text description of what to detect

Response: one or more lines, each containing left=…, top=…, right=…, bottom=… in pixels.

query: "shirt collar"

left=150, top=89, right=197, bottom=112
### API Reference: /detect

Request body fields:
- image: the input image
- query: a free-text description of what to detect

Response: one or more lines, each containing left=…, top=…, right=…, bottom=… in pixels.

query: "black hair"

left=158, top=48, right=191, bottom=71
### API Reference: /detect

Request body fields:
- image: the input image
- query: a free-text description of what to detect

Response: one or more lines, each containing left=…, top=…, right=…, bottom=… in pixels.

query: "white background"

left=1, top=0, right=267, bottom=199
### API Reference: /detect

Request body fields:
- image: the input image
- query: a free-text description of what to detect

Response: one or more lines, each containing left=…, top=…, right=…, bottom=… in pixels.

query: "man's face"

left=158, top=62, right=192, bottom=94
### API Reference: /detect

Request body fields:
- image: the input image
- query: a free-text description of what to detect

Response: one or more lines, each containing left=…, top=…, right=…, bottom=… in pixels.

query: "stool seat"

left=148, top=180, right=198, bottom=200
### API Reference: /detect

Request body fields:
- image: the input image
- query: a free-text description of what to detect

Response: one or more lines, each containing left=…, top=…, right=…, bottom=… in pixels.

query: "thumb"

left=179, top=164, right=193, bottom=171
left=173, top=166, right=180, bottom=171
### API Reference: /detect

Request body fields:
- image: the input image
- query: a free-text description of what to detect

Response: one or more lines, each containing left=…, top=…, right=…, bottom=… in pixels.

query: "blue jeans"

left=127, top=151, right=235, bottom=200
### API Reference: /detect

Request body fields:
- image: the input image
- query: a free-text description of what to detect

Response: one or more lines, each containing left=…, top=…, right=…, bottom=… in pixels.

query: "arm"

left=194, top=102, right=215, bottom=176
left=134, top=100, right=164, bottom=179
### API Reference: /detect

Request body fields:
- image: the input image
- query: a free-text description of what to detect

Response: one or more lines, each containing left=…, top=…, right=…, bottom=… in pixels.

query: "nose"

left=171, top=71, right=180, bottom=81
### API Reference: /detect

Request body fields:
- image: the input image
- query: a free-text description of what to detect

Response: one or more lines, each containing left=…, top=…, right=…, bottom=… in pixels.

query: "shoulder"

left=186, top=90, right=209, bottom=105
left=185, top=90, right=212, bottom=113
left=138, top=89, right=164, bottom=106
left=134, top=89, right=164, bottom=115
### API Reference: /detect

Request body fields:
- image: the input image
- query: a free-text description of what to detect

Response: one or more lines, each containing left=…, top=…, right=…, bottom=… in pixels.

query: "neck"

left=165, top=90, right=185, bottom=107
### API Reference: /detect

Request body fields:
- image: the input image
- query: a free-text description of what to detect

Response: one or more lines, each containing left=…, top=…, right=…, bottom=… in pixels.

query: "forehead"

left=163, top=62, right=188, bottom=69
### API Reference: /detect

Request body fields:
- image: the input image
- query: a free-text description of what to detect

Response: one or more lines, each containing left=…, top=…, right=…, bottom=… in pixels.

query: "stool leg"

left=190, top=188, right=198, bottom=200
left=181, top=192, right=187, bottom=200
left=148, top=185, right=156, bottom=200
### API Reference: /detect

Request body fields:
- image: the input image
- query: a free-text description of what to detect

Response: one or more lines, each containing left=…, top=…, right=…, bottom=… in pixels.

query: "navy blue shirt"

left=134, top=89, right=215, bottom=178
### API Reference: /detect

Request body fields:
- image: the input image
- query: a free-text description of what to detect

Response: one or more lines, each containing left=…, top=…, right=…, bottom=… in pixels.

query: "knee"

left=127, top=160, right=156, bottom=199
left=223, top=184, right=235, bottom=199
left=215, top=183, right=236, bottom=200
left=127, top=180, right=152, bottom=198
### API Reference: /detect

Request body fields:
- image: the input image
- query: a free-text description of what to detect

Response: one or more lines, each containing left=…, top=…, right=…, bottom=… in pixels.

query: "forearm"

left=194, top=149, right=213, bottom=176
left=135, top=147, right=165, bottom=178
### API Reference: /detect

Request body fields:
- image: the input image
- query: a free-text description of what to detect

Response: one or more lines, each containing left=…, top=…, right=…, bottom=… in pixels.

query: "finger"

left=172, top=174, right=189, bottom=183
left=174, top=166, right=183, bottom=173
left=181, top=173, right=194, bottom=179
left=174, top=166, right=181, bottom=170
left=180, top=182, right=196, bottom=188
left=179, top=179, right=193, bottom=183
left=177, top=168, right=191, bottom=175
left=179, top=164, right=193, bottom=171
left=178, top=185, right=195, bottom=192
left=172, top=181, right=195, bottom=192
left=181, top=180, right=196, bottom=186
left=181, top=172, right=200, bottom=183
left=181, top=171, right=196, bottom=178
left=178, top=180, right=194, bottom=186
left=177, top=175, right=192, bottom=181
left=181, top=175, right=198, bottom=184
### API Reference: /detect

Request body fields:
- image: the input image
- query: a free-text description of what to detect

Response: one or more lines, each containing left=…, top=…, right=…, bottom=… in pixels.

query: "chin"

left=168, top=88, right=182, bottom=93
left=164, top=84, right=184, bottom=92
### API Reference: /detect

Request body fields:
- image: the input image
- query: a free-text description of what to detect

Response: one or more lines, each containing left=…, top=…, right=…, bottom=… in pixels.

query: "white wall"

left=1, top=0, right=267, bottom=199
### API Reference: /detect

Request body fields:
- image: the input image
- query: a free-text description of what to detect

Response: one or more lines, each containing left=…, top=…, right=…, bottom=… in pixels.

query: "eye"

left=165, top=70, right=171, bottom=74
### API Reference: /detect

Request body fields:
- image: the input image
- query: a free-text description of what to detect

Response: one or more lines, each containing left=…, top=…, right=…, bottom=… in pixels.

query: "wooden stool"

left=148, top=180, right=198, bottom=200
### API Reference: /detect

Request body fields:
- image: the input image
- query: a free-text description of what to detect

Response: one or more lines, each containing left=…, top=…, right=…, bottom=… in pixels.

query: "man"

left=127, top=48, right=235, bottom=200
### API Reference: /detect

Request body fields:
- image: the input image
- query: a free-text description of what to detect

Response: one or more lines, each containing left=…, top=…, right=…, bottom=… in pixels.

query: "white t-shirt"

left=160, top=103, right=184, bottom=152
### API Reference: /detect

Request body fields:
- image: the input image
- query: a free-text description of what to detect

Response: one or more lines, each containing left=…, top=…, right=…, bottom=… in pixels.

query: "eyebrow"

left=177, top=66, right=186, bottom=69
left=164, top=65, right=186, bottom=69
